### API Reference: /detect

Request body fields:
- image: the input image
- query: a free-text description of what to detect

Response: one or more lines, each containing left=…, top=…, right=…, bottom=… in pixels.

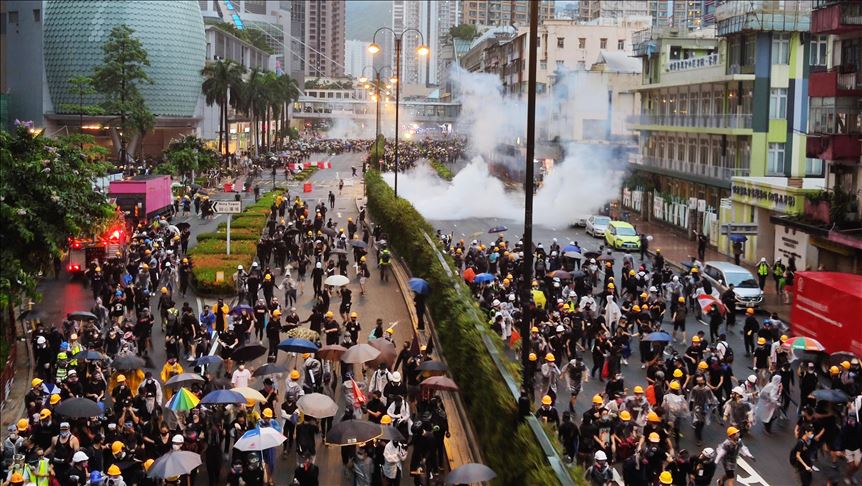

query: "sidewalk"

left=628, top=213, right=792, bottom=319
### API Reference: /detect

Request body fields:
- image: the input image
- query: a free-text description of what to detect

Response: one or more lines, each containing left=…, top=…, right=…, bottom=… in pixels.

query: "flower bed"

left=293, top=167, right=318, bottom=181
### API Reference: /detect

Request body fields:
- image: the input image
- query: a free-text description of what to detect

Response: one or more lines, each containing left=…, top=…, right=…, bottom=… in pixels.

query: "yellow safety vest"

left=35, top=458, right=50, bottom=486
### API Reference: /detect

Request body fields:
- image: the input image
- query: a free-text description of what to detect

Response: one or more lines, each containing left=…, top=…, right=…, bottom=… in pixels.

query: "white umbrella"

left=324, top=275, right=350, bottom=287
left=297, top=393, right=338, bottom=418
left=232, top=386, right=267, bottom=403
left=233, top=426, right=287, bottom=451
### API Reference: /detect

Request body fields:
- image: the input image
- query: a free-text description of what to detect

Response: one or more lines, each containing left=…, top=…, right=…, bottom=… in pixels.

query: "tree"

left=92, top=24, right=153, bottom=165
left=448, top=24, right=479, bottom=42
left=129, top=104, right=155, bottom=158
left=60, top=76, right=104, bottom=141
left=201, top=60, right=246, bottom=156
left=239, top=68, right=267, bottom=155
left=161, top=135, right=219, bottom=182
left=276, top=74, right=300, bottom=147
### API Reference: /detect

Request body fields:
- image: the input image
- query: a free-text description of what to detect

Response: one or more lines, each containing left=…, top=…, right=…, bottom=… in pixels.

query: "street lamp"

left=358, top=64, right=394, bottom=162
left=368, top=27, right=429, bottom=198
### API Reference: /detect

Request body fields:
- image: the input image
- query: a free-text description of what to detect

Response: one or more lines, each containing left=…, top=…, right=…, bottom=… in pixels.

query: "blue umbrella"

left=562, top=244, right=580, bottom=253
left=201, top=389, right=246, bottom=405
left=644, top=331, right=673, bottom=342
left=473, top=273, right=496, bottom=284
left=488, top=225, right=508, bottom=233
left=230, top=304, right=254, bottom=316
left=195, top=355, right=223, bottom=366
left=408, top=278, right=430, bottom=295
left=278, top=338, right=319, bottom=353
left=729, top=234, right=748, bottom=243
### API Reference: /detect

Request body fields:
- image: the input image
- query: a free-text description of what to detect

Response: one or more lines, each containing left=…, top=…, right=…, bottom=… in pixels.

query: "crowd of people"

left=442, top=235, right=862, bottom=486
left=371, top=138, right=466, bottom=173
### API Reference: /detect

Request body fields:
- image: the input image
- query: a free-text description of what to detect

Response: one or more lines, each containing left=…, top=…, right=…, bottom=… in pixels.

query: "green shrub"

left=190, top=239, right=256, bottom=255
left=429, top=159, right=454, bottom=181
left=364, top=171, right=567, bottom=485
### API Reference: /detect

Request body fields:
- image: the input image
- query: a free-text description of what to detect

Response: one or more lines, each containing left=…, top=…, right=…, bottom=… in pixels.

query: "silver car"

left=701, top=261, right=764, bottom=308
left=585, top=215, right=610, bottom=237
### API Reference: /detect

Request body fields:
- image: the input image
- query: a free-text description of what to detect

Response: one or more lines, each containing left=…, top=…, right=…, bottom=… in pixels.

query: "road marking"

left=736, top=458, right=771, bottom=486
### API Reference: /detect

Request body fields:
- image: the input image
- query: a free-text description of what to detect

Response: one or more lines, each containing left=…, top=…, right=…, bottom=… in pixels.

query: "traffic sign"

left=720, top=223, right=759, bottom=235
left=213, top=200, right=242, bottom=214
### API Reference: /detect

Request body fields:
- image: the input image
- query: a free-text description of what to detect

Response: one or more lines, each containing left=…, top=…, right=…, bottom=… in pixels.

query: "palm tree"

left=201, top=60, right=246, bottom=157
left=276, top=74, right=300, bottom=146
left=240, top=68, right=267, bottom=155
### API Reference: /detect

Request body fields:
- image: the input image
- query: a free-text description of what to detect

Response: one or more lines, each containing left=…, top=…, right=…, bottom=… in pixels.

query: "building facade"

left=344, top=39, right=373, bottom=79
left=304, top=0, right=345, bottom=77
left=579, top=0, right=649, bottom=23
left=460, top=0, right=555, bottom=27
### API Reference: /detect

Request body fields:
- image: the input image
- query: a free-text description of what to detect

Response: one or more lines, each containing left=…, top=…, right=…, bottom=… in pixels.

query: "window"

left=618, top=39, right=625, bottom=50
left=540, top=60, right=547, bottom=70
left=805, top=158, right=824, bottom=176
left=556, top=60, right=564, bottom=67
left=767, top=143, right=786, bottom=175
left=32, top=9, right=40, bottom=22
left=557, top=37, right=564, bottom=48
left=8, top=10, right=18, bottom=24
left=810, top=35, right=828, bottom=66
left=578, top=38, right=586, bottom=49
left=771, top=33, right=790, bottom=65
left=600, top=38, right=607, bottom=49
left=769, top=88, right=787, bottom=119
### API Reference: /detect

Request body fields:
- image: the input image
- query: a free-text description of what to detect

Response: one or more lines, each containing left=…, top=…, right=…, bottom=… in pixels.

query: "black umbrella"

left=445, top=463, right=497, bottom=485
left=488, top=225, right=508, bottom=233
left=321, top=227, right=338, bottom=237
left=417, top=360, right=448, bottom=373
left=175, top=222, right=191, bottom=231
left=252, top=363, right=289, bottom=377
left=73, top=350, right=105, bottom=361
left=583, top=251, right=601, bottom=260
left=231, top=344, right=267, bottom=363
left=828, top=351, right=858, bottom=368
left=331, top=248, right=348, bottom=255
left=349, top=240, right=368, bottom=249
left=380, top=425, right=405, bottom=442
left=68, top=311, right=98, bottom=321
left=18, top=308, right=47, bottom=322
left=811, top=389, right=850, bottom=403
left=54, top=397, right=102, bottom=418
left=325, top=419, right=382, bottom=446
left=285, top=228, right=300, bottom=236
left=570, top=270, right=587, bottom=279
left=112, top=355, right=146, bottom=370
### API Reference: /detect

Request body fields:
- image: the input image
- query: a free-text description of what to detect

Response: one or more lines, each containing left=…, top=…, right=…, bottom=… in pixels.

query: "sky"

left=346, top=0, right=393, bottom=42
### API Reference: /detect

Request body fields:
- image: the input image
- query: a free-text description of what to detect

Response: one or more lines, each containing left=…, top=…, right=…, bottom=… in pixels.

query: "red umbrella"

left=696, top=294, right=726, bottom=315
left=421, top=376, right=459, bottom=392
left=463, top=267, right=476, bottom=283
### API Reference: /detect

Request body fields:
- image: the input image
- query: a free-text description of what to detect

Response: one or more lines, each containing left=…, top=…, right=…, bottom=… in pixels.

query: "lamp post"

left=368, top=28, right=429, bottom=198
left=358, top=65, right=394, bottom=146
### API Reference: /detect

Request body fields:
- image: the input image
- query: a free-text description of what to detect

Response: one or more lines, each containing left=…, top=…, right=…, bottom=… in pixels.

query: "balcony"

left=636, top=155, right=751, bottom=182
left=628, top=113, right=753, bottom=131
left=806, top=133, right=862, bottom=161
left=665, top=53, right=721, bottom=73
left=811, top=1, right=862, bottom=34
left=716, top=0, right=811, bottom=35
left=809, top=69, right=862, bottom=98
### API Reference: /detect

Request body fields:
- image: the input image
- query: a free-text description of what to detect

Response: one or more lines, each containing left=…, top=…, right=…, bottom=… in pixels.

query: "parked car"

left=605, top=221, right=641, bottom=251
left=701, top=261, right=764, bottom=309
left=570, top=215, right=589, bottom=227
left=585, top=215, right=611, bottom=237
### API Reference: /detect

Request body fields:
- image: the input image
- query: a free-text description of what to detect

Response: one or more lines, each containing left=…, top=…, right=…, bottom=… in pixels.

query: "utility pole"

left=394, top=36, right=402, bottom=198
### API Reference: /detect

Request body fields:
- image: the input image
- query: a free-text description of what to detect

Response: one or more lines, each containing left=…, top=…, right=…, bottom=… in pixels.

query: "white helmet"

left=316, top=262, right=322, bottom=269
left=672, top=275, right=679, bottom=282
left=556, top=325, right=564, bottom=333
left=702, top=447, right=716, bottom=459
left=72, top=451, right=89, bottom=463
left=172, top=434, right=184, bottom=444
left=390, top=371, right=401, bottom=382
left=237, top=265, right=244, bottom=270
left=36, top=336, right=47, bottom=345
left=649, top=286, right=657, bottom=293
left=594, top=450, right=607, bottom=461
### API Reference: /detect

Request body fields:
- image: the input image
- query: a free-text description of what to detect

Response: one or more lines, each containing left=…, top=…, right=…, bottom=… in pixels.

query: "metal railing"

left=637, top=156, right=751, bottom=180
left=628, top=113, right=753, bottom=130
left=838, top=71, right=862, bottom=90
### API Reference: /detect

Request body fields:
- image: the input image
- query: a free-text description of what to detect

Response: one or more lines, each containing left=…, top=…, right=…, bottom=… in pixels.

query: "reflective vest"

left=35, top=457, right=50, bottom=486
left=756, top=263, right=769, bottom=277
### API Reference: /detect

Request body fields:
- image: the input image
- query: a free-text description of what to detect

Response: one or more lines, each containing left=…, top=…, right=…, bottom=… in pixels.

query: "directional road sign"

left=213, top=200, right=242, bottom=214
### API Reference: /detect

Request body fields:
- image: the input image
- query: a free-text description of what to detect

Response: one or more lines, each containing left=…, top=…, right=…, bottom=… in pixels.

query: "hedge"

left=293, top=167, right=318, bottom=181
left=429, top=159, right=454, bottom=181
left=364, top=171, right=565, bottom=485
left=192, top=239, right=256, bottom=255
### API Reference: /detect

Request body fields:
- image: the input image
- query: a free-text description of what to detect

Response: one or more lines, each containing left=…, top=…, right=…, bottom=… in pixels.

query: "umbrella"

left=421, top=376, right=459, bottom=392
left=111, top=355, right=145, bottom=370
left=729, top=234, right=748, bottom=243
left=446, top=463, right=497, bottom=485
left=318, top=344, right=348, bottom=361
left=380, top=425, right=406, bottom=442
left=563, top=251, right=584, bottom=260
left=167, top=388, right=200, bottom=412
left=696, top=294, right=726, bottom=315
left=644, top=331, right=673, bottom=343
left=325, top=419, right=382, bottom=446
left=252, top=363, right=289, bottom=377
left=233, top=386, right=267, bottom=403
left=369, top=339, right=397, bottom=369
left=408, top=278, right=430, bottom=295
left=488, top=225, right=508, bottom=233
left=54, top=397, right=102, bottom=418
left=175, top=222, right=191, bottom=231
left=583, top=251, right=601, bottom=260
left=473, top=273, right=495, bottom=284
left=828, top=351, right=858, bottom=368
left=234, top=426, right=287, bottom=451
left=165, top=225, right=180, bottom=235
left=562, top=244, right=580, bottom=252
left=278, top=338, right=319, bottom=354
left=811, top=389, right=850, bottom=403
left=321, top=227, right=338, bottom=237
left=231, top=344, right=267, bottom=362
left=597, top=254, right=615, bottom=263
left=324, top=275, right=350, bottom=287
left=548, top=270, right=572, bottom=280
left=783, top=336, right=826, bottom=353
left=41, top=383, right=61, bottom=396
left=417, top=360, right=448, bottom=373
left=285, top=227, right=301, bottom=236
left=195, top=355, right=223, bottom=367
left=147, top=450, right=202, bottom=479
left=68, top=311, right=98, bottom=321
left=285, top=327, right=320, bottom=341
left=350, top=239, right=368, bottom=249
left=331, top=248, right=349, bottom=255
left=230, top=304, right=254, bottom=316
left=73, top=350, right=104, bottom=361
left=463, top=268, right=476, bottom=283
left=18, top=308, right=47, bottom=322
left=171, top=182, right=184, bottom=189
left=342, top=343, right=381, bottom=364
left=165, top=373, right=205, bottom=388
left=297, top=393, right=339, bottom=418
left=200, top=389, right=246, bottom=405
left=570, top=270, right=586, bottom=279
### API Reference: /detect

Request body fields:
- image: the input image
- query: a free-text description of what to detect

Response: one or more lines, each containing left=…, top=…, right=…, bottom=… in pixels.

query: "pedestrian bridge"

left=291, top=97, right=461, bottom=124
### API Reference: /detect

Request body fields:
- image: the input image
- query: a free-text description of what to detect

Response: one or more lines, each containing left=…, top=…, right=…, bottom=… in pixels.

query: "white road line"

left=736, top=458, right=771, bottom=486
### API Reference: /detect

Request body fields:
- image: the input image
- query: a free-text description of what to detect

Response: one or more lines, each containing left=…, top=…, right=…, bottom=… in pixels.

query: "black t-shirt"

left=753, top=346, right=770, bottom=369
left=789, top=438, right=812, bottom=469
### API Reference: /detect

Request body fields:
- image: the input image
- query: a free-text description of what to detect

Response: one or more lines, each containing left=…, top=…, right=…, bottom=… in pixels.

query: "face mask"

left=172, top=444, right=182, bottom=451
left=60, top=431, right=70, bottom=438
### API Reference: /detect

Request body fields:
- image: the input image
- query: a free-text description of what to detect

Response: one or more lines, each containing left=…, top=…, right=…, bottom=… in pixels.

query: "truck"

left=790, top=271, right=862, bottom=358
left=66, top=216, right=128, bottom=276
left=108, top=175, right=174, bottom=224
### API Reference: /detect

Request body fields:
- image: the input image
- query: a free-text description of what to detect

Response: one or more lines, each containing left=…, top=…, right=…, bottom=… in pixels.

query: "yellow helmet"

left=647, top=411, right=660, bottom=422
left=272, top=309, right=282, bottom=317
left=697, top=361, right=708, bottom=370
left=633, top=385, right=644, bottom=394
left=380, top=415, right=393, bottom=425
left=629, top=269, right=636, bottom=276
left=161, top=287, right=168, bottom=294
left=39, top=409, right=51, bottom=420
left=144, top=459, right=155, bottom=471
left=263, top=408, right=273, bottom=418
left=542, top=395, right=552, bottom=406
left=16, top=419, right=28, bottom=432
left=592, top=394, right=604, bottom=405
left=632, top=305, right=641, bottom=313
left=290, top=370, right=300, bottom=380
left=545, top=353, right=555, bottom=362
left=607, top=283, right=615, bottom=289
left=50, top=394, right=61, bottom=405
left=528, top=353, right=537, bottom=362
left=757, top=337, right=766, bottom=345
left=727, top=426, right=740, bottom=437
left=692, top=335, right=701, bottom=343
left=530, top=326, right=539, bottom=333
left=640, top=292, right=648, bottom=299
left=669, top=380, right=681, bottom=391
left=32, top=378, right=43, bottom=388
left=678, top=296, right=685, bottom=303
left=350, top=311, right=358, bottom=318
left=111, top=441, right=124, bottom=455
left=9, top=472, right=25, bottom=484
left=116, top=374, right=126, bottom=383
left=325, top=311, right=334, bottom=318
left=673, top=369, right=684, bottom=378
left=659, top=471, right=673, bottom=485
left=619, top=410, right=632, bottom=421
left=691, top=266, right=699, bottom=273
left=648, top=432, right=661, bottom=442
left=830, top=365, right=841, bottom=375
left=107, top=464, right=122, bottom=476
left=746, top=307, right=755, bottom=315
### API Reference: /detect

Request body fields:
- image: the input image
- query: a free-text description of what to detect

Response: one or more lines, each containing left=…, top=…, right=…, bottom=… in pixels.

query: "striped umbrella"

left=167, top=387, right=200, bottom=412
left=782, top=336, right=826, bottom=353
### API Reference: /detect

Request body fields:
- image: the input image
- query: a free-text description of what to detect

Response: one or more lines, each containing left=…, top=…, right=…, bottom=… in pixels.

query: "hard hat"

left=619, top=410, right=632, bottom=421
left=780, top=335, right=788, bottom=343
left=629, top=269, right=636, bottom=276
left=746, top=307, right=755, bottom=315
left=73, top=451, right=89, bottom=463
left=237, top=265, right=244, bottom=270
left=542, top=395, right=552, bottom=406
left=32, top=378, right=43, bottom=387
left=172, top=434, right=184, bottom=444
left=640, top=292, right=648, bottom=298
left=39, top=409, right=51, bottom=420
left=144, top=459, right=155, bottom=471
left=303, top=353, right=312, bottom=359
left=272, top=309, right=282, bottom=317
left=831, top=365, right=841, bottom=374
left=669, top=380, right=681, bottom=391
left=69, top=333, right=78, bottom=340
left=659, top=471, right=673, bottom=484
left=290, top=370, right=300, bottom=380
left=116, top=374, right=126, bottom=383
left=380, top=415, right=393, bottom=425
left=9, top=473, right=24, bottom=484
left=727, top=426, right=740, bottom=437
left=592, top=394, right=604, bottom=405
left=702, top=447, right=716, bottom=459
left=107, top=464, right=122, bottom=476
left=528, top=353, right=537, bottom=362
left=607, top=283, right=615, bottom=289
left=691, top=266, right=699, bottom=273
left=350, top=311, right=358, bottom=318
left=50, top=394, right=61, bottom=405
left=647, top=411, right=660, bottom=422
left=678, top=296, right=685, bottom=303
left=594, top=450, right=608, bottom=461
left=419, top=345, right=428, bottom=352
left=161, top=287, right=168, bottom=294
left=648, top=432, right=660, bottom=443
left=16, top=419, right=28, bottom=431
left=757, top=337, right=766, bottom=345
left=530, top=326, right=539, bottom=333
left=325, top=311, right=334, bottom=318
left=385, top=327, right=395, bottom=334
left=264, top=274, right=272, bottom=280
left=673, top=369, right=683, bottom=378
left=633, top=385, right=644, bottom=394
left=182, top=258, right=188, bottom=263
left=263, top=408, right=273, bottom=418
left=642, top=304, right=650, bottom=311
left=692, top=335, right=701, bottom=343
left=698, top=361, right=708, bottom=370
left=111, top=441, right=124, bottom=454
left=632, top=305, right=641, bottom=312
left=545, top=353, right=555, bottom=362
left=842, top=361, right=852, bottom=370
left=390, top=372, right=402, bottom=383
left=747, top=375, right=757, bottom=383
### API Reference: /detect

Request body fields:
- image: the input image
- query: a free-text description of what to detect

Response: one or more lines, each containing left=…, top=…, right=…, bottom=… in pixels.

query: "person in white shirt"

left=231, top=363, right=252, bottom=388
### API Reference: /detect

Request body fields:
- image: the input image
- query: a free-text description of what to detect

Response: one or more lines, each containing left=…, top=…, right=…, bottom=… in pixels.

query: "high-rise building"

left=461, top=0, right=555, bottom=27
left=579, top=0, right=649, bottom=22
left=344, top=39, right=373, bottom=79
left=392, top=0, right=423, bottom=85
left=305, top=0, right=345, bottom=77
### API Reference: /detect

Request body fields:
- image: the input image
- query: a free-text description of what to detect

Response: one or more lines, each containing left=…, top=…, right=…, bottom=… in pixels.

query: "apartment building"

left=305, top=0, right=345, bottom=77
left=461, top=0, right=555, bottom=27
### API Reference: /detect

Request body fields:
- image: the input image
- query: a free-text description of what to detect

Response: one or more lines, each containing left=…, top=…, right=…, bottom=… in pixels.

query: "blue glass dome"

left=44, top=1, right=205, bottom=118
